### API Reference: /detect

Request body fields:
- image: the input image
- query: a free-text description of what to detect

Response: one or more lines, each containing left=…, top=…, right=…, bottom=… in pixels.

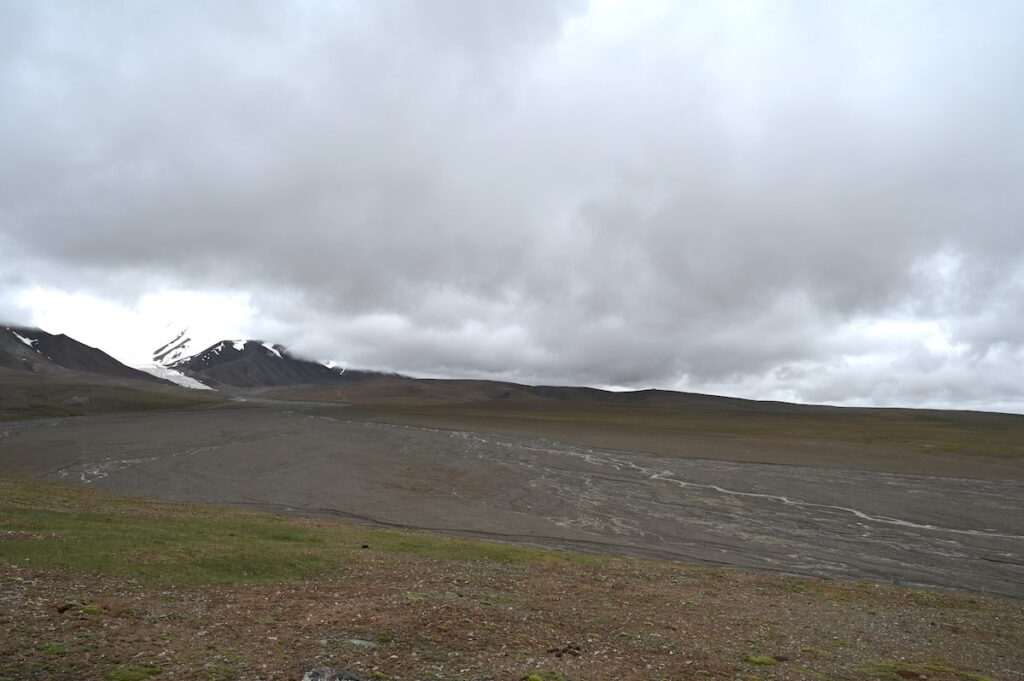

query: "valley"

left=2, top=325, right=1024, bottom=679
left=3, top=402, right=1021, bottom=597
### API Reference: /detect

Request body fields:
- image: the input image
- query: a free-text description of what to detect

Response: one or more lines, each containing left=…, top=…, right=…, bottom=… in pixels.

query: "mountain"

left=153, top=329, right=197, bottom=366
left=170, top=339, right=379, bottom=389
left=134, top=329, right=214, bottom=390
left=0, top=324, right=165, bottom=384
left=0, top=323, right=226, bottom=420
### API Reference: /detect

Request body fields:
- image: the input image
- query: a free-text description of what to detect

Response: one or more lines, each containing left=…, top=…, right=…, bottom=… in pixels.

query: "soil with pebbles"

left=2, top=547, right=1022, bottom=681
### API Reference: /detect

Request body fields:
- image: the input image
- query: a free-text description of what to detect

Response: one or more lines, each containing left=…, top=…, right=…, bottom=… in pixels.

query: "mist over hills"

left=0, top=321, right=796, bottom=409
left=150, top=332, right=823, bottom=408
left=4, top=321, right=1024, bottom=428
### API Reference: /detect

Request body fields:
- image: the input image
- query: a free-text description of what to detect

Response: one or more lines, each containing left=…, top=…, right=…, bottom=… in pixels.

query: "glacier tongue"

left=135, top=364, right=214, bottom=390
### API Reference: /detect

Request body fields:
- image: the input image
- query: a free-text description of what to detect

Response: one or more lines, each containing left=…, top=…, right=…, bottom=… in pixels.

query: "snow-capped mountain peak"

left=138, top=328, right=214, bottom=390
left=130, top=328, right=386, bottom=390
left=153, top=329, right=195, bottom=367
left=167, top=338, right=362, bottom=388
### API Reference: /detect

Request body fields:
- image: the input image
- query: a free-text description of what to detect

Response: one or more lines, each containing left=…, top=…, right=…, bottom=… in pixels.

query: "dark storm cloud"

left=2, top=1, right=1023, bottom=410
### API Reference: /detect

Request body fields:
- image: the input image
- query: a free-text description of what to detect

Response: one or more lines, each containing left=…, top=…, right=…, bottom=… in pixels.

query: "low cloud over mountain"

left=2, top=2, right=1023, bottom=412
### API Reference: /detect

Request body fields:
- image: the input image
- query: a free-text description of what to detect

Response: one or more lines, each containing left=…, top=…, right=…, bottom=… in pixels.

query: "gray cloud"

left=2, top=1, right=1023, bottom=411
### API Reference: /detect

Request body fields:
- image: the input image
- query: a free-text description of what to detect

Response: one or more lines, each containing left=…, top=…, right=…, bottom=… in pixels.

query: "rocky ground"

left=3, top=551, right=1022, bottom=681
left=4, top=553, right=1023, bottom=681
left=1, top=477, right=1021, bottom=681
left=2, top=401, right=1022, bottom=680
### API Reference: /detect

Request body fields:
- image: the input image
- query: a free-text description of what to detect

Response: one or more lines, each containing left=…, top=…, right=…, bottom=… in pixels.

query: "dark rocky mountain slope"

left=172, top=340, right=380, bottom=389
left=0, top=325, right=164, bottom=383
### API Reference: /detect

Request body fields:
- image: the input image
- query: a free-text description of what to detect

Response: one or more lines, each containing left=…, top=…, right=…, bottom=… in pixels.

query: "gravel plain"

left=2, top=404, right=1022, bottom=596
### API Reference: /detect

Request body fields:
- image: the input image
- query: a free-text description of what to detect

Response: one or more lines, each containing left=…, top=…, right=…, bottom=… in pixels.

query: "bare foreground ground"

left=1, top=401, right=1023, bottom=680
left=1, top=477, right=1022, bottom=681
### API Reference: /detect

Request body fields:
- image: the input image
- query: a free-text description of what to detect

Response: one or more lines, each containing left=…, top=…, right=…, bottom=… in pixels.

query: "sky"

left=2, top=1, right=1023, bottom=413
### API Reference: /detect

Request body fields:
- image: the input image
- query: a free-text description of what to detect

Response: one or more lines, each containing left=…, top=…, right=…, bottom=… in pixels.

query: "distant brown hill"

left=265, top=374, right=832, bottom=411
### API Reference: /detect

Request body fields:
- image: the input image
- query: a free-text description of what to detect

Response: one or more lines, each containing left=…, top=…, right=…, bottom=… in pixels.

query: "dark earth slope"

left=0, top=324, right=223, bottom=420
left=174, top=340, right=381, bottom=388
left=0, top=325, right=164, bottom=383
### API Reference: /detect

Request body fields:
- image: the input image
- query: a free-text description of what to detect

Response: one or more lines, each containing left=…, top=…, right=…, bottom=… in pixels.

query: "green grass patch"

left=860, top=661, right=994, bottom=681
left=108, top=667, right=159, bottom=681
left=38, top=642, right=71, bottom=656
left=523, top=672, right=570, bottom=681
left=0, top=477, right=600, bottom=586
left=744, top=655, right=779, bottom=666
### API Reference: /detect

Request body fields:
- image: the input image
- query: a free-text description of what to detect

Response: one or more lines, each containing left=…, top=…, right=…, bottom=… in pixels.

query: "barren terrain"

left=2, top=403, right=1021, bottom=597
left=1, top=477, right=1021, bottom=681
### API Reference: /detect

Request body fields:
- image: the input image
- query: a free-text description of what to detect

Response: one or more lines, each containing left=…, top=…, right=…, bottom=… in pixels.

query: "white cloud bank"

left=2, top=1, right=1023, bottom=412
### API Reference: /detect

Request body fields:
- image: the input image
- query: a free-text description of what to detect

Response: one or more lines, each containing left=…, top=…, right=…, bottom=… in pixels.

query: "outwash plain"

left=2, top=383, right=1023, bottom=680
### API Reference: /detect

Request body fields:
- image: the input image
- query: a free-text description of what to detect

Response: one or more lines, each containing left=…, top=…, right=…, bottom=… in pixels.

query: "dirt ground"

left=2, top=548, right=1022, bottom=681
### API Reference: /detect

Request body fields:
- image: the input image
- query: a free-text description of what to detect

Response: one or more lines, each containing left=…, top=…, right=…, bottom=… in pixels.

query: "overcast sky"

left=2, top=1, right=1023, bottom=412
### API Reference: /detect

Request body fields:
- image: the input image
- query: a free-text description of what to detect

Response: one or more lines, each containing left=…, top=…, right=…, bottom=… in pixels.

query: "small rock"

left=345, top=639, right=377, bottom=649
left=546, top=643, right=582, bottom=658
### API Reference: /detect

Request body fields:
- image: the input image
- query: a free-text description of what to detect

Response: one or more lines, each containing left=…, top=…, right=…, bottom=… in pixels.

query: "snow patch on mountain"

left=153, top=329, right=196, bottom=366
left=11, top=330, right=37, bottom=348
left=321, top=360, right=353, bottom=376
left=152, top=330, right=295, bottom=368
left=136, top=364, right=214, bottom=390
left=143, top=328, right=244, bottom=383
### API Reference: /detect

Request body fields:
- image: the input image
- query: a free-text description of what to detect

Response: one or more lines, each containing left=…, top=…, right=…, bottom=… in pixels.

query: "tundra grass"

left=0, top=377, right=225, bottom=421
left=375, top=403, right=1024, bottom=458
left=0, top=477, right=596, bottom=586
left=0, top=477, right=1018, bottom=681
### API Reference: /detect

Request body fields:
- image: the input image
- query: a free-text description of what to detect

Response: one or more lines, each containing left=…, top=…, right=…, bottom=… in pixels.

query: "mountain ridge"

left=6, top=322, right=1023, bottom=418
left=0, top=324, right=166, bottom=384
left=170, top=338, right=382, bottom=389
